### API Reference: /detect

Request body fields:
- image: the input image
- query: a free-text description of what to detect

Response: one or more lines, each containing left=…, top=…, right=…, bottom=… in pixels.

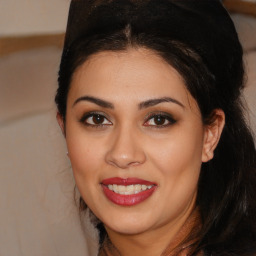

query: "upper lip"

left=101, top=177, right=157, bottom=186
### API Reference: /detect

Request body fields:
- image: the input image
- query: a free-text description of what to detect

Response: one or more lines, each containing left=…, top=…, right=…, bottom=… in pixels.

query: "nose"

left=105, top=125, right=146, bottom=169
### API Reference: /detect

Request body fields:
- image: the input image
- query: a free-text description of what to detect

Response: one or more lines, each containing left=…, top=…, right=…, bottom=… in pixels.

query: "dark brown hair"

left=56, top=0, right=256, bottom=255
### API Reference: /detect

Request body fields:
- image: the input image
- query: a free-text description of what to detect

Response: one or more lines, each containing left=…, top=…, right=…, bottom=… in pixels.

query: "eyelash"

left=79, top=111, right=176, bottom=128
left=144, top=112, right=177, bottom=128
left=80, top=112, right=112, bottom=128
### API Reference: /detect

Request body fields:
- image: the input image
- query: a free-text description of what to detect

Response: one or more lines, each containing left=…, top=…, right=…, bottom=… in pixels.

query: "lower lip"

left=102, top=185, right=157, bottom=206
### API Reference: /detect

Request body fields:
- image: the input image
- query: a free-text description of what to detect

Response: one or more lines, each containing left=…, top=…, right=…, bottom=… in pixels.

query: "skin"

left=57, top=48, right=225, bottom=256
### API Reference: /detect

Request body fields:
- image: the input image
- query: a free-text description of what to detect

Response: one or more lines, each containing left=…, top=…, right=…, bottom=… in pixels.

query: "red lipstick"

left=101, top=177, right=157, bottom=206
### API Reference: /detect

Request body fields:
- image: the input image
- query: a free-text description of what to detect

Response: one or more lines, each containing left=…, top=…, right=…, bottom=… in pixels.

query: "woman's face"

left=62, top=48, right=214, bottom=236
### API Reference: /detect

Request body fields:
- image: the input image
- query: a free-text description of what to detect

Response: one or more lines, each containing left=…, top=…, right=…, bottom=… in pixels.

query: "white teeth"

left=142, top=185, right=147, bottom=191
left=107, top=184, right=154, bottom=195
left=113, top=184, right=118, bottom=193
left=134, top=184, right=142, bottom=191
left=126, top=185, right=134, bottom=192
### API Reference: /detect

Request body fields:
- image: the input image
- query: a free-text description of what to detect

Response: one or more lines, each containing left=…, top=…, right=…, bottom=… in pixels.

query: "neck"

left=102, top=207, right=200, bottom=256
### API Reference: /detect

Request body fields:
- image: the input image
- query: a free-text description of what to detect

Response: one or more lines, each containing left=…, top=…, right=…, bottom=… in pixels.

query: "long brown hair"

left=56, top=1, right=256, bottom=255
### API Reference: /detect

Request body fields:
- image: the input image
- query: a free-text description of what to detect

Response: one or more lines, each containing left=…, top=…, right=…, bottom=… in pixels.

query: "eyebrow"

left=139, top=97, right=185, bottom=109
left=73, top=96, right=114, bottom=109
left=73, top=95, right=184, bottom=109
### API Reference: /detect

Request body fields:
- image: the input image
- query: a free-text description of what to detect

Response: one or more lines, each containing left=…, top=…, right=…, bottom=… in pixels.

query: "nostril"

left=105, top=129, right=146, bottom=168
left=105, top=151, right=146, bottom=169
left=107, top=158, right=142, bottom=169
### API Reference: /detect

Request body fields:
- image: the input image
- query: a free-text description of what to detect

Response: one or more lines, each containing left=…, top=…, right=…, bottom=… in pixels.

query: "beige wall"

left=0, top=0, right=70, bottom=36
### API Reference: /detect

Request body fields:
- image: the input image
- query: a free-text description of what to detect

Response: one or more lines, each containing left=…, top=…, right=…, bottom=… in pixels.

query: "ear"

left=202, top=109, right=225, bottom=162
left=56, top=112, right=66, bottom=137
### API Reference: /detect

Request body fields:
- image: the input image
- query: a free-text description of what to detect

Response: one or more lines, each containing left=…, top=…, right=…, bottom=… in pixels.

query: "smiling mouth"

left=101, top=177, right=157, bottom=206
left=106, top=184, right=154, bottom=195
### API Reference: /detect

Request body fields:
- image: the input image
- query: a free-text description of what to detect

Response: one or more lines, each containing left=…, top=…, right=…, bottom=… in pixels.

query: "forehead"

left=68, top=48, right=195, bottom=108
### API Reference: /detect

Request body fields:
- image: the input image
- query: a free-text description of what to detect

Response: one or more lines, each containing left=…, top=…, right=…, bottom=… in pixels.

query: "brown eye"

left=82, top=113, right=112, bottom=126
left=144, top=113, right=176, bottom=127
left=154, top=116, right=166, bottom=125
left=92, top=114, right=105, bottom=124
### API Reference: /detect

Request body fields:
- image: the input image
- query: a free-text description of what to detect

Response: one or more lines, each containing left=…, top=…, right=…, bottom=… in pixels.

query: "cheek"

left=69, top=140, right=99, bottom=163
left=66, top=133, right=106, bottom=209
left=148, top=130, right=203, bottom=216
left=147, top=126, right=204, bottom=203
left=65, top=120, right=106, bottom=186
left=148, top=126, right=204, bottom=176
left=67, top=136, right=104, bottom=175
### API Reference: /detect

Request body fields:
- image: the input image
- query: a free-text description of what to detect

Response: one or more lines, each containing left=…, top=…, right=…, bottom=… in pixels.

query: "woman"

left=56, top=0, right=256, bottom=255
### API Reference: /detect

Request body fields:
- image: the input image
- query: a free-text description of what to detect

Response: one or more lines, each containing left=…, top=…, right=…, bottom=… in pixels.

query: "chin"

left=103, top=212, right=155, bottom=235
left=107, top=222, right=150, bottom=235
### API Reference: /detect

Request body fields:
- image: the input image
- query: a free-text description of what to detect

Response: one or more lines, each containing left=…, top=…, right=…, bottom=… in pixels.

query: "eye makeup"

left=143, top=111, right=177, bottom=128
left=79, top=111, right=112, bottom=128
left=78, top=110, right=177, bottom=130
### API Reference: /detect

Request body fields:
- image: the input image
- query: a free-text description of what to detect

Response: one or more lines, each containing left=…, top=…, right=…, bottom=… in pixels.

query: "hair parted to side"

left=56, top=0, right=256, bottom=255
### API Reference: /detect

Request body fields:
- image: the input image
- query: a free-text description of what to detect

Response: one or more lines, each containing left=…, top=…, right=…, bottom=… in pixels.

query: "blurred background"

left=0, top=0, right=256, bottom=255
left=0, top=1, right=98, bottom=256
left=0, top=0, right=68, bottom=36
